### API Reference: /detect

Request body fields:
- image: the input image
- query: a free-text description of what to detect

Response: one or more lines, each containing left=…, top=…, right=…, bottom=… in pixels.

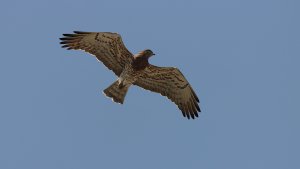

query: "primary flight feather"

left=60, top=31, right=201, bottom=119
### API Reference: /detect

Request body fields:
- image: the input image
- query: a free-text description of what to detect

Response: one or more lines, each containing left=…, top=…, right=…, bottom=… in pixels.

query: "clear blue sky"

left=0, top=0, right=299, bottom=169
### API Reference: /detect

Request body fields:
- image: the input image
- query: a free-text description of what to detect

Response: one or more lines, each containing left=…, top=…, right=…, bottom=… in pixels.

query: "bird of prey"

left=60, top=31, right=201, bottom=119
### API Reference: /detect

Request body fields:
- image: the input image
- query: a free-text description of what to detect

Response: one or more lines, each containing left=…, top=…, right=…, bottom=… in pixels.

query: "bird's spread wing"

left=60, top=31, right=133, bottom=76
left=134, top=65, right=201, bottom=119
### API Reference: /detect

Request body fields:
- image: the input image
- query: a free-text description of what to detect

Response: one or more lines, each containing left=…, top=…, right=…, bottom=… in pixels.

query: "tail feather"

left=103, top=81, right=129, bottom=104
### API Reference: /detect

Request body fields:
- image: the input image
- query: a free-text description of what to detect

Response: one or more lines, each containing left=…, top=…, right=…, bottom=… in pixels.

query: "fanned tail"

left=103, top=81, right=130, bottom=104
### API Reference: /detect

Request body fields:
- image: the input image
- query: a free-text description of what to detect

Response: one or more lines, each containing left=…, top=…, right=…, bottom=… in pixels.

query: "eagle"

left=60, top=31, right=201, bottom=119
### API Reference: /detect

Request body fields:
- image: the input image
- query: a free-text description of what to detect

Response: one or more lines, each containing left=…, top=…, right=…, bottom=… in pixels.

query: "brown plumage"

left=60, top=31, right=201, bottom=119
left=132, top=50, right=152, bottom=71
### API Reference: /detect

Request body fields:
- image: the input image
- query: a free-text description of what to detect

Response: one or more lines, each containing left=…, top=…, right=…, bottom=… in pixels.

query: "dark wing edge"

left=60, top=31, right=93, bottom=50
left=134, top=65, right=201, bottom=119
left=59, top=31, right=133, bottom=76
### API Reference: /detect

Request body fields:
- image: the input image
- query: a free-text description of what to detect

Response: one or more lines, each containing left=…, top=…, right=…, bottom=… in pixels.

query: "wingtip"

left=194, top=111, right=199, bottom=117
left=60, top=37, right=73, bottom=40
left=73, top=31, right=91, bottom=34
left=195, top=103, right=201, bottom=112
left=62, top=33, right=78, bottom=37
left=181, top=110, right=186, bottom=117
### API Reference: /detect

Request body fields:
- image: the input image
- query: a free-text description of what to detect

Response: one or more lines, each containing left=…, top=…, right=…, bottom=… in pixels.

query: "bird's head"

left=141, top=49, right=155, bottom=58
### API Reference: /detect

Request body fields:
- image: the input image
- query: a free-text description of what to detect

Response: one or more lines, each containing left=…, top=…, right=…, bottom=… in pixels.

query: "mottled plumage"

left=60, top=31, right=201, bottom=119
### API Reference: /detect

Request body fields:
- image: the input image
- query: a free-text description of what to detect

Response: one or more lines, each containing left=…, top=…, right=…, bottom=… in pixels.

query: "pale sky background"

left=0, top=0, right=299, bottom=169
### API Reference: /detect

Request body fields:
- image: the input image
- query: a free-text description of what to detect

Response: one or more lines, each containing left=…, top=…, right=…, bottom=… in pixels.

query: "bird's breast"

left=132, top=58, right=149, bottom=71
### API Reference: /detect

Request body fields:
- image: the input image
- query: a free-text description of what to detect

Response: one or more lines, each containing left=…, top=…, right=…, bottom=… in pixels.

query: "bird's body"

left=118, top=62, right=139, bottom=88
left=118, top=50, right=152, bottom=88
left=60, top=31, right=201, bottom=119
left=132, top=54, right=150, bottom=71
